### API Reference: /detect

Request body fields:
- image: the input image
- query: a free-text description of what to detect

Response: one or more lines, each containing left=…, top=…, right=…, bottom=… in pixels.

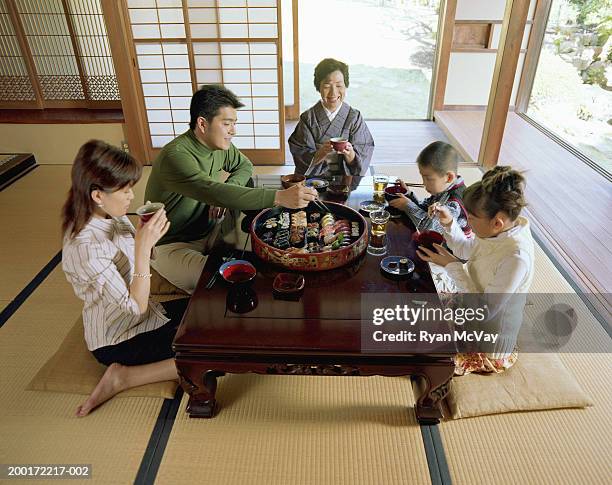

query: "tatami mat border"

left=135, top=388, right=184, bottom=485
left=0, top=250, right=61, bottom=328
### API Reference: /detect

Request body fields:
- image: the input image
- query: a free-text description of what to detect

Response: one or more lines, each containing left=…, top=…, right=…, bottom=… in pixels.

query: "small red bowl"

left=280, top=174, right=306, bottom=189
left=413, top=230, right=444, bottom=250
left=384, top=184, right=408, bottom=201
left=219, top=260, right=257, bottom=284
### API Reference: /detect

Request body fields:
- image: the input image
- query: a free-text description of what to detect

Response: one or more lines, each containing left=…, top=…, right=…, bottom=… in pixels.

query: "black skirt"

left=92, top=298, right=189, bottom=366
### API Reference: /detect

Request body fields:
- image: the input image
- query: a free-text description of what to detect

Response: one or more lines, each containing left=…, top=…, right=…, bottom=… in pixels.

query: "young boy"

left=390, top=141, right=471, bottom=237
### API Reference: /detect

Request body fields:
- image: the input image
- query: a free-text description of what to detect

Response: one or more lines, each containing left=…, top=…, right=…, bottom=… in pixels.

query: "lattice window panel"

left=66, top=0, right=120, bottom=100
left=1, top=0, right=120, bottom=106
left=127, top=0, right=283, bottom=155
left=0, top=0, right=36, bottom=101
left=17, top=0, right=84, bottom=99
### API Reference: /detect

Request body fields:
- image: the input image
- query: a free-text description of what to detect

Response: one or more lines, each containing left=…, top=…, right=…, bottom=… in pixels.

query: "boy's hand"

left=429, top=203, right=453, bottom=227
left=389, top=193, right=409, bottom=210
left=396, top=179, right=408, bottom=192
left=416, top=243, right=459, bottom=267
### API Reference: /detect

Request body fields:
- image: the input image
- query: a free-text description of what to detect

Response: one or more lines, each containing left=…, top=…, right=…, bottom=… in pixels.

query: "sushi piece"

left=279, top=212, right=290, bottom=229
left=309, top=212, right=321, bottom=222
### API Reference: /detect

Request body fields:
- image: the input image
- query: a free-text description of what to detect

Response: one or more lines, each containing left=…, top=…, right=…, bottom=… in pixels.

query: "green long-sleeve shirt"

left=145, top=130, right=277, bottom=245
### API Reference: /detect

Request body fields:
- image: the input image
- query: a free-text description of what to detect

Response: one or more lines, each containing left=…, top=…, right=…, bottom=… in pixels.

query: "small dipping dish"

left=305, top=178, right=329, bottom=192
left=380, top=256, right=415, bottom=279
left=219, top=260, right=257, bottom=284
left=273, top=273, right=305, bottom=301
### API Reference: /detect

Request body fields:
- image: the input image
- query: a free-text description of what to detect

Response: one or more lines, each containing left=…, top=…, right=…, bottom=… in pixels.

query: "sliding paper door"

left=117, top=0, right=285, bottom=164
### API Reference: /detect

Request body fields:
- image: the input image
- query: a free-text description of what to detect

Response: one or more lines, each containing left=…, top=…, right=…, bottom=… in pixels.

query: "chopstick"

left=311, top=198, right=329, bottom=213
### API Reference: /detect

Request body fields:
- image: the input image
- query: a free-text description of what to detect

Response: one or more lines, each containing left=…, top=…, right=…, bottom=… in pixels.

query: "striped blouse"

left=62, top=216, right=168, bottom=351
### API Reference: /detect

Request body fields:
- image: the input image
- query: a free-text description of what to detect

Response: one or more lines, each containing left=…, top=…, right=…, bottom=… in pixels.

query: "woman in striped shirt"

left=62, top=140, right=188, bottom=417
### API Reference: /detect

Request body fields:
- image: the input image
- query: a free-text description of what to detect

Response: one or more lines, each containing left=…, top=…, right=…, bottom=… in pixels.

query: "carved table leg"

left=414, top=365, right=454, bottom=425
left=183, top=370, right=223, bottom=418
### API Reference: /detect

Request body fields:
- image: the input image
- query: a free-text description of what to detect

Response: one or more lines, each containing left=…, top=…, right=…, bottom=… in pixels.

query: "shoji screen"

left=124, top=0, right=285, bottom=164
left=1, top=0, right=120, bottom=108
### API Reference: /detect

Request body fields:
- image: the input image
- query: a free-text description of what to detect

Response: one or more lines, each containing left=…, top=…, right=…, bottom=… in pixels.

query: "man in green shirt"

left=146, top=85, right=317, bottom=293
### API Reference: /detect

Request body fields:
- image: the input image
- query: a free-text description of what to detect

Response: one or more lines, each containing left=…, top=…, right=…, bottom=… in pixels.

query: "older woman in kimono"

left=289, top=58, right=374, bottom=177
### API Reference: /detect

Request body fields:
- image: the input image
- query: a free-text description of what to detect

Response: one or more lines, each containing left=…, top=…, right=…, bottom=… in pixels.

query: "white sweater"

left=442, top=216, right=535, bottom=354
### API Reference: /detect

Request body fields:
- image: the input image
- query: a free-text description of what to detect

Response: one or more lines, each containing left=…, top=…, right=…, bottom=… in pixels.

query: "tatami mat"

left=0, top=267, right=166, bottom=484
left=440, top=244, right=612, bottom=485
left=156, top=375, right=432, bottom=485
left=0, top=166, right=71, bottom=301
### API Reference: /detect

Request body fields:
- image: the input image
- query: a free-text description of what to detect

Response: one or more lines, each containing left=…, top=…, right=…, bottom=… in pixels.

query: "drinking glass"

left=373, top=175, right=388, bottom=193
left=367, top=210, right=391, bottom=256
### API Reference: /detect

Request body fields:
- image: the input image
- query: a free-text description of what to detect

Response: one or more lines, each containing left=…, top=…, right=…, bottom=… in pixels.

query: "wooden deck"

left=284, top=120, right=454, bottom=166
left=435, top=110, right=612, bottom=320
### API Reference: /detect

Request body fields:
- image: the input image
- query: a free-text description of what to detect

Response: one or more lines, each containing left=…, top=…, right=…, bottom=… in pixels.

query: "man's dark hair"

left=190, top=84, right=244, bottom=130
left=314, top=58, right=350, bottom=92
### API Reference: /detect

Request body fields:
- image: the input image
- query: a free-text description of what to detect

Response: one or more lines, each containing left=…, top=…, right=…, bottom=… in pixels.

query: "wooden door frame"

left=101, top=0, right=150, bottom=163
left=514, top=0, right=552, bottom=113
left=432, top=0, right=456, bottom=113
left=283, top=0, right=300, bottom=120
left=478, top=0, right=531, bottom=168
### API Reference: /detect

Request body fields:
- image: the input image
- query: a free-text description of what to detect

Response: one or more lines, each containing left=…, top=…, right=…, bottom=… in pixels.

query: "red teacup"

left=136, top=202, right=164, bottom=223
left=330, top=137, right=348, bottom=152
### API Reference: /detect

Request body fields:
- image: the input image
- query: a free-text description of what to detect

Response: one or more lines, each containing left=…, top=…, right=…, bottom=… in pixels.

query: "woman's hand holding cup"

left=135, top=205, right=170, bottom=252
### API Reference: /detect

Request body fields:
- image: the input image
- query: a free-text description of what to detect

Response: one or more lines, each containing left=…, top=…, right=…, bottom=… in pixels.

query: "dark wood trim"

left=478, top=0, right=530, bottom=168
left=515, top=0, right=553, bottom=113
left=0, top=108, right=124, bottom=124
left=433, top=0, right=457, bottom=111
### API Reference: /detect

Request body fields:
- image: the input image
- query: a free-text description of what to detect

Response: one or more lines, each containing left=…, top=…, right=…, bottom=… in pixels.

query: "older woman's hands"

left=313, top=141, right=334, bottom=165
left=339, top=141, right=356, bottom=163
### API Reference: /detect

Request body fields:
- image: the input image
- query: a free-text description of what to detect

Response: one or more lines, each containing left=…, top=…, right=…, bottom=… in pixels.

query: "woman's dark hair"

left=314, top=58, right=350, bottom=91
left=189, top=84, right=245, bottom=130
left=61, top=140, right=142, bottom=238
left=463, top=166, right=527, bottom=220
left=416, top=141, right=462, bottom=176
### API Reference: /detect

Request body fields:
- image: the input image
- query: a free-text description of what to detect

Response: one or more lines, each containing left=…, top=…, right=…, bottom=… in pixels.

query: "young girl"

left=417, top=166, right=535, bottom=375
left=61, top=140, right=188, bottom=416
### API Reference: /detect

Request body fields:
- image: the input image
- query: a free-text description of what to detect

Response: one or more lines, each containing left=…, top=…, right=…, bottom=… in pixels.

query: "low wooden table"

left=173, top=176, right=454, bottom=424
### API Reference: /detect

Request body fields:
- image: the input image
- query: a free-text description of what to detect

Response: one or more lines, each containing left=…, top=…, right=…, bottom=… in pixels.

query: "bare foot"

left=76, top=363, right=126, bottom=417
